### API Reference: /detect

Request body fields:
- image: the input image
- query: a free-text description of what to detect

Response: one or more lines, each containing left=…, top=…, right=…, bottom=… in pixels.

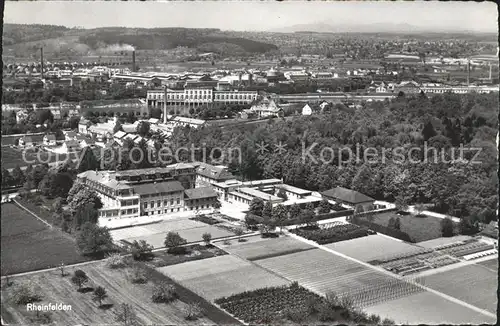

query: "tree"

left=76, top=223, right=114, bottom=257
left=244, top=213, right=260, bottom=230
left=440, top=217, right=455, bottom=237
left=394, top=217, right=401, bottom=230
left=69, top=187, right=103, bottom=212
left=299, top=209, right=315, bottom=227
left=262, top=201, right=273, bottom=219
left=213, top=199, right=221, bottom=212
left=183, top=302, right=203, bottom=321
left=93, top=286, right=108, bottom=307
left=422, top=121, right=437, bottom=141
left=276, top=188, right=288, bottom=201
left=71, top=270, right=89, bottom=291
left=113, top=120, right=123, bottom=133
left=11, top=166, right=26, bottom=187
left=458, top=216, right=479, bottom=235
left=152, top=282, right=177, bottom=303
left=128, top=240, right=154, bottom=261
left=288, top=204, right=301, bottom=220
left=395, top=196, right=409, bottom=213
left=318, top=199, right=331, bottom=214
left=77, top=147, right=100, bottom=172
left=272, top=204, right=288, bottom=232
left=414, top=203, right=426, bottom=216
left=114, top=303, right=138, bottom=326
left=58, top=262, right=67, bottom=277
left=234, top=227, right=244, bottom=241
left=164, top=232, right=187, bottom=254
left=136, top=121, right=151, bottom=137
left=1, top=168, right=12, bottom=188
left=249, top=198, right=264, bottom=216
left=202, top=232, right=212, bottom=246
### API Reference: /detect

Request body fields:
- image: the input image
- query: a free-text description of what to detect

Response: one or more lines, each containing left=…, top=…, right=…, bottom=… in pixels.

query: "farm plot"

left=1, top=203, right=88, bottom=275
left=363, top=291, right=497, bottom=325
left=254, top=249, right=423, bottom=308
left=477, top=258, right=498, bottom=271
left=325, top=234, right=425, bottom=262
left=1, top=261, right=216, bottom=325
left=290, top=222, right=370, bottom=245
left=416, top=235, right=473, bottom=249
left=218, top=235, right=315, bottom=261
left=418, top=264, right=498, bottom=314
left=157, top=255, right=290, bottom=301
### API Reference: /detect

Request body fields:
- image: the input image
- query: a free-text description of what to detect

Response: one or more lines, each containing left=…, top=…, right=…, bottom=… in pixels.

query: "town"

left=1, top=2, right=498, bottom=326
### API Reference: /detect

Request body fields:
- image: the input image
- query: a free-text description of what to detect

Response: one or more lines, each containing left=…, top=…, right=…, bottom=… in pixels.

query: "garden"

left=290, top=222, right=372, bottom=245
left=215, top=282, right=394, bottom=325
left=148, top=244, right=227, bottom=268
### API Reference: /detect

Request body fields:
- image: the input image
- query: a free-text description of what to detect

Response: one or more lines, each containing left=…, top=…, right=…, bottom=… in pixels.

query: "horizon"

left=3, top=1, right=498, bottom=33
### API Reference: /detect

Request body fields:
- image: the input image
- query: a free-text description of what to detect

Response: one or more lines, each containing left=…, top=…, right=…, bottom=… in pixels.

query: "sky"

left=3, top=1, right=498, bottom=33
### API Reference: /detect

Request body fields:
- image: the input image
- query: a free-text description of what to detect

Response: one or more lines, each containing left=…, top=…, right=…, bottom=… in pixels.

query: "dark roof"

left=133, top=180, right=184, bottom=195
left=321, top=187, right=374, bottom=204
left=45, top=134, right=56, bottom=140
left=196, top=162, right=234, bottom=181
left=184, top=187, right=217, bottom=199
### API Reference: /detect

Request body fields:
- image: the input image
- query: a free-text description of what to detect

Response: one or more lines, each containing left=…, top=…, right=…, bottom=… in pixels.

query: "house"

left=195, top=162, right=235, bottom=188
left=16, top=110, right=30, bottom=124
left=80, top=138, right=96, bottom=148
left=319, top=101, right=330, bottom=111
left=376, top=82, right=388, bottom=93
left=78, top=118, right=91, bottom=134
left=64, top=131, right=78, bottom=141
left=19, top=136, right=33, bottom=147
left=43, top=134, right=57, bottom=146
left=301, top=103, right=321, bottom=116
left=249, top=98, right=283, bottom=118
left=395, top=81, right=421, bottom=94
left=321, top=187, right=375, bottom=212
left=61, top=140, right=80, bottom=153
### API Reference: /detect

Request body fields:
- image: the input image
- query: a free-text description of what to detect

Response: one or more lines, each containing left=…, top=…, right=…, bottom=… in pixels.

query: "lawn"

left=157, top=255, right=290, bottom=301
left=325, top=235, right=426, bottom=262
left=1, top=203, right=88, bottom=275
left=254, top=249, right=423, bottom=308
left=419, top=264, right=498, bottom=314
left=361, top=212, right=446, bottom=242
left=1, top=146, right=72, bottom=170
left=0, top=261, right=223, bottom=325
left=363, top=291, right=496, bottom=325
left=217, top=235, right=315, bottom=261
left=477, top=258, right=498, bottom=271
left=148, top=244, right=228, bottom=268
left=111, top=218, right=236, bottom=249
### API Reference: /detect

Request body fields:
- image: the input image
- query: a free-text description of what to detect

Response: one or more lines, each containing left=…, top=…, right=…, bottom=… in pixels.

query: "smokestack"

left=164, top=87, right=168, bottom=124
left=489, top=63, right=492, bottom=80
left=40, top=48, right=44, bottom=79
left=467, top=59, right=470, bottom=86
left=132, top=51, right=136, bottom=72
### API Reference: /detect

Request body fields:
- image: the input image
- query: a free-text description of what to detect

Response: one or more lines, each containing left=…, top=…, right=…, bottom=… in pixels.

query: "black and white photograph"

left=1, top=1, right=498, bottom=325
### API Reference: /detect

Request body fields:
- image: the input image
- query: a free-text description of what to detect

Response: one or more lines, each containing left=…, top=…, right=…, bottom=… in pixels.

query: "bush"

left=182, top=302, right=203, bottom=320
left=105, top=253, right=127, bottom=269
left=10, top=281, right=42, bottom=305
left=441, top=217, right=455, bottom=237
left=127, top=267, right=148, bottom=284
left=152, top=282, right=177, bottom=303
left=128, top=240, right=154, bottom=261
left=284, top=307, right=307, bottom=323
left=28, top=312, right=52, bottom=324
left=290, top=223, right=369, bottom=244
left=191, top=215, right=220, bottom=225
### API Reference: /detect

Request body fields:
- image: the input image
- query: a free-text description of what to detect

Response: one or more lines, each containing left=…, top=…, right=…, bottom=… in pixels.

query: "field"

left=416, top=235, right=473, bottom=248
left=361, top=212, right=445, bottom=242
left=157, top=255, right=290, bottom=301
left=325, top=234, right=426, bottom=262
left=110, top=218, right=235, bottom=248
left=1, top=146, right=73, bottom=170
left=217, top=235, right=315, bottom=261
left=254, top=248, right=424, bottom=307
left=1, top=261, right=218, bottom=325
left=363, top=291, right=497, bottom=325
left=418, top=264, right=498, bottom=313
left=1, top=203, right=88, bottom=275
left=477, top=258, right=498, bottom=271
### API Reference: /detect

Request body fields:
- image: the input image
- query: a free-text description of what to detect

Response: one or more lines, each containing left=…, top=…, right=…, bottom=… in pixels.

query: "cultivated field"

left=1, top=261, right=216, bottom=325
left=418, top=264, right=498, bottom=313
left=254, top=248, right=423, bottom=308
left=325, top=234, right=425, bottom=262
left=157, top=255, right=290, bottom=301
left=1, top=203, right=87, bottom=275
left=110, top=218, right=235, bottom=248
left=218, top=235, right=315, bottom=261
left=363, top=291, right=497, bottom=325
left=366, top=212, right=445, bottom=242
left=477, top=258, right=498, bottom=271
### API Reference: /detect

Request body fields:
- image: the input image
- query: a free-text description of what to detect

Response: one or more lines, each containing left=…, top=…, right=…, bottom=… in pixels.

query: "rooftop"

left=277, top=184, right=312, bottom=195
left=237, top=187, right=282, bottom=202
left=132, top=180, right=184, bottom=195
left=184, top=187, right=218, bottom=200
left=196, top=162, right=234, bottom=181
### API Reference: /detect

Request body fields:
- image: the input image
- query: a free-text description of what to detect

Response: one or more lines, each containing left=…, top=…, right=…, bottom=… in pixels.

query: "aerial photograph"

left=0, top=1, right=498, bottom=325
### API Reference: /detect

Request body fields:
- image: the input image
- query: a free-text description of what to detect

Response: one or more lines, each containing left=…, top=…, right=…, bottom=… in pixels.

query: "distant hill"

left=271, top=22, right=496, bottom=35
left=2, top=24, right=278, bottom=56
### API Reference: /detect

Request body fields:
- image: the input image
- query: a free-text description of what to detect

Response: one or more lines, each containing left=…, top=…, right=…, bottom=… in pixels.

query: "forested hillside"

left=3, top=24, right=278, bottom=54
left=169, top=93, right=498, bottom=224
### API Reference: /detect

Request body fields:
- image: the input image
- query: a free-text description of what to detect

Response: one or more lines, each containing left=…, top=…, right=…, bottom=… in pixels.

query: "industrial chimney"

left=132, top=51, right=136, bottom=72
left=40, top=48, right=44, bottom=79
